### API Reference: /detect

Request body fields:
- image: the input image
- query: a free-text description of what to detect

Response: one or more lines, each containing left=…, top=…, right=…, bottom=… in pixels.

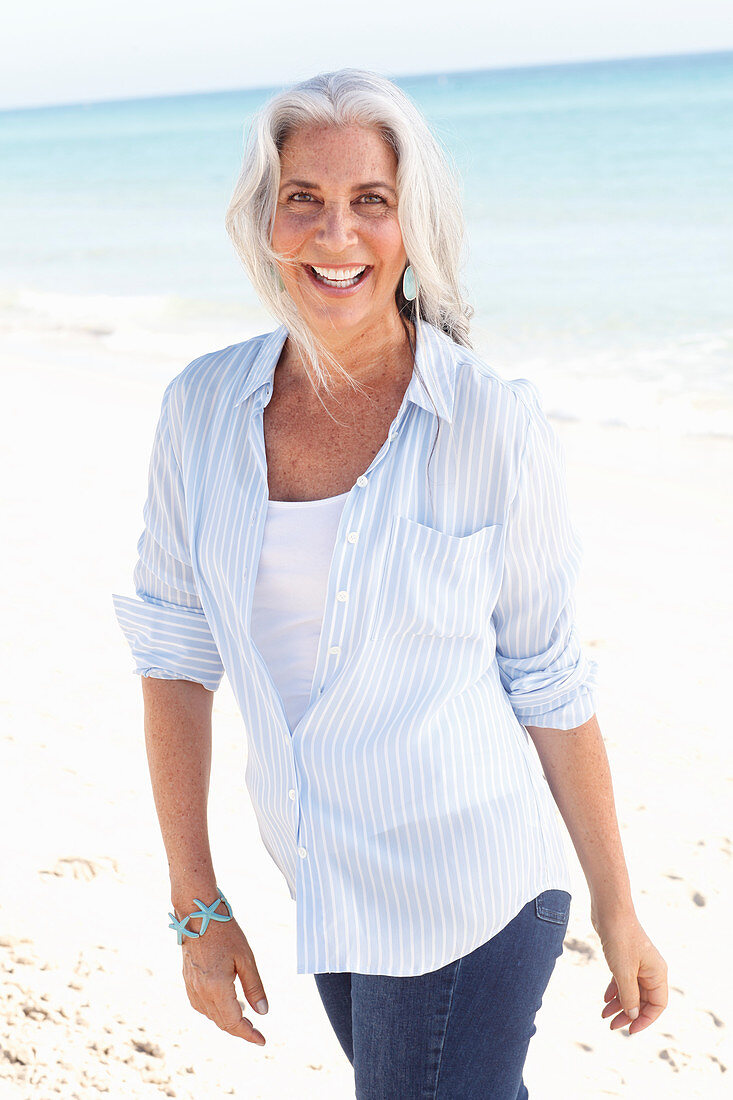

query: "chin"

left=300, top=302, right=378, bottom=335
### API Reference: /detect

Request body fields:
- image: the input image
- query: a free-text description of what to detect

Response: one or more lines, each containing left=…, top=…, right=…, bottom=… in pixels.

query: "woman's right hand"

left=179, top=915, right=269, bottom=1046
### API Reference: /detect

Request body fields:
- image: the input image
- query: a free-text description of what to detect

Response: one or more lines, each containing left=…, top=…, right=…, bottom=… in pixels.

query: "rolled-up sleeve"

left=491, top=381, right=599, bottom=729
left=112, top=380, right=225, bottom=692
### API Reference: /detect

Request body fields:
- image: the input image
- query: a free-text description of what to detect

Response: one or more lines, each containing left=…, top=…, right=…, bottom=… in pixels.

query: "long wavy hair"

left=225, top=68, right=473, bottom=405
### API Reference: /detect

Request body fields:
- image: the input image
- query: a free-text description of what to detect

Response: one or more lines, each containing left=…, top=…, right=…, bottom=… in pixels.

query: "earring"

left=402, top=264, right=418, bottom=301
left=272, top=264, right=285, bottom=292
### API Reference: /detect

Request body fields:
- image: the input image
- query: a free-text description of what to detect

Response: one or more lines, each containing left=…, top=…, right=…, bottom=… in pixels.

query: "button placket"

left=312, top=466, right=372, bottom=700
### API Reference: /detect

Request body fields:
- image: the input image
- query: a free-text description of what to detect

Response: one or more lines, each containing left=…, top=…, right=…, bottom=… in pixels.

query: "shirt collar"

left=232, top=316, right=456, bottom=423
left=406, top=316, right=456, bottom=424
left=232, top=324, right=289, bottom=408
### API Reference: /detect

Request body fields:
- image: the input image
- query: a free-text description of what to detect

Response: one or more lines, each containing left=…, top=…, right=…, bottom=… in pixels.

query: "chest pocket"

left=368, top=514, right=505, bottom=641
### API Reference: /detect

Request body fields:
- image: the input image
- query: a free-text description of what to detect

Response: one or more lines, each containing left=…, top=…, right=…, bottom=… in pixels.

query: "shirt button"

left=346, top=531, right=358, bottom=544
left=356, top=475, right=368, bottom=488
left=336, top=590, right=348, bottom=603
left=328, top=645, right=341, bottom=656
left=288, top=788, right=296, bottom=800
left=297, top=846, right=307, bottom=858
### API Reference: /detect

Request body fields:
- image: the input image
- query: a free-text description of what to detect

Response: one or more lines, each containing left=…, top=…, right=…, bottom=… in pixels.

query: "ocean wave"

left=1, top=285, right=731, bottom=439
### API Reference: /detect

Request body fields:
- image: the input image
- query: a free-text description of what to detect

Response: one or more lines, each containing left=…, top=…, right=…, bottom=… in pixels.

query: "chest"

left=262, top=383, right=407, bottom=501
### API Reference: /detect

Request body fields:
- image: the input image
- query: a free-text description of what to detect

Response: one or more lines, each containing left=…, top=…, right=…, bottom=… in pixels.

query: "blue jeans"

left=314, top=889, right=571, bottom=1099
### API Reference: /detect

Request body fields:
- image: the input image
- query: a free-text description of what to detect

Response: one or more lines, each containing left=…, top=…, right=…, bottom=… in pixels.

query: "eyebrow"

left=279, top=178, right=397, bottom=196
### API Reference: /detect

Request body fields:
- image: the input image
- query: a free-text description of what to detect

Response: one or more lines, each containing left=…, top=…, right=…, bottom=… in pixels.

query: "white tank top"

left=250, top=491, right=349, bottom=732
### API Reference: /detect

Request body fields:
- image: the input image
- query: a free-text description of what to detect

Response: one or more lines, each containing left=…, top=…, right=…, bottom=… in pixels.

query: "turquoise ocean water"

left=1, top=50, right=731, bottom=434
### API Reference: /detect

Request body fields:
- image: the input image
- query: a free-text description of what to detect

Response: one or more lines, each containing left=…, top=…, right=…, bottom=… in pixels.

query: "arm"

left=142, top=675, right=269, bottom=1046
left=142, top=676, right=217, bottom=906
left=525, top=713, right=634, bottom=923
left=113, top=380, right=268, bottom=1045
left=491, top=383, right=667, bottom=1033
left=526, top=713, right=668, bottom=1034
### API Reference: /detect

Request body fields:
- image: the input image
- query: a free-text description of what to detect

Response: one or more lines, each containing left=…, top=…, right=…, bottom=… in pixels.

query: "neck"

left=283, top=311, right=416, bottom=393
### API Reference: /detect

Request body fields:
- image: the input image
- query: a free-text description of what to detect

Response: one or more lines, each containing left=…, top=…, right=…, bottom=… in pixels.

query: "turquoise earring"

left=402, top=264, right=418, bottom=301
left=272, top=264, right=285, bottom=292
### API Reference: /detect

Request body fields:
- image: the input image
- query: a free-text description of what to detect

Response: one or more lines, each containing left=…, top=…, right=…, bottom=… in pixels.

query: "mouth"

left=304, top=264, right=372, bottom=294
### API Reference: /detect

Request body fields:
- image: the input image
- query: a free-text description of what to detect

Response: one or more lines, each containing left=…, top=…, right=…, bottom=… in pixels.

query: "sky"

left=3, top=0, right=733, bottom=110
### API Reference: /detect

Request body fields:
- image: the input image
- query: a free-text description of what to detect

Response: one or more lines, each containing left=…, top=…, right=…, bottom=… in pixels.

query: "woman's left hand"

left=592, top=910, right=668, bottom=1034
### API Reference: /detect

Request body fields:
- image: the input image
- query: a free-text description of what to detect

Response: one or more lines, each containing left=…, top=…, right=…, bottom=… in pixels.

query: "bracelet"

left=168, top=890, right=233, bottom=945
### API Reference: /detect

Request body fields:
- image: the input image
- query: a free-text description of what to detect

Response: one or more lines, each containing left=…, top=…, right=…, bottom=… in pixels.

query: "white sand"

left=1, top=324, right=730, bottom=1098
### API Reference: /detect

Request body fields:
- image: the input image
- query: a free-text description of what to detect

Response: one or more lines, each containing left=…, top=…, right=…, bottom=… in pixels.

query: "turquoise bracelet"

left=168, top=890, right=233, bottom=945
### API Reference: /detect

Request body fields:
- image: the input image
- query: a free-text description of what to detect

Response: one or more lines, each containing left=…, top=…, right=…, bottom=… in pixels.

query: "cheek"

left=367, top=219, right=406, bottom=271
left=271, top=211, right=309, bottom=253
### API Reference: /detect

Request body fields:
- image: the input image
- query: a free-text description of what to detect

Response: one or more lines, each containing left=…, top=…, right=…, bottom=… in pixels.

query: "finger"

left=603, top=977, right=618, bottom=1003
left=204, top=981, right=266, bottom=1046
left=627, top=977, right=669, bottom=1034
left=628, top=999, right=667, bottom=1034
left=236, top=951, right=269, bottom=1017
left=609, top=1009, right=634, bottom=1030
left=607, top=979, right=669, bottom=1033
left=613, top=968, right=640, bottom=1022
left=220, top=1012, right=266, bottom=1046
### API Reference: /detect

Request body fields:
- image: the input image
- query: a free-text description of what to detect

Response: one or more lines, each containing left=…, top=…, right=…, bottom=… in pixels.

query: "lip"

left=302, top=263, right=372, bottom=296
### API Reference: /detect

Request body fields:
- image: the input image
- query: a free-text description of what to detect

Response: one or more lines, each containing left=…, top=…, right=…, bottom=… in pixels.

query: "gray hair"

left=224, top=68, right=473, bottom=399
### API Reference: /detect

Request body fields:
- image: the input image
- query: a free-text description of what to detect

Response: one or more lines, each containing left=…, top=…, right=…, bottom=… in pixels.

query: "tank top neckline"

left=267, top=490, right=350, bottom=507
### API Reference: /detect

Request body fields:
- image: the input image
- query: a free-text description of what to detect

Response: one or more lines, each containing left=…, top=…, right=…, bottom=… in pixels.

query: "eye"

left=288, top=191, right=316, bottom=203
left=358, top=193, right=386, bottom=204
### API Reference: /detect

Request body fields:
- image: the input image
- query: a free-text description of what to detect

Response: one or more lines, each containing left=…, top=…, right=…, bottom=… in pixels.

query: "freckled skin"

left=267, top=124, right=416, bottom=502
left=142, top=123, right=670, bottom=1054
left=271, top=123, right=408, bottom=360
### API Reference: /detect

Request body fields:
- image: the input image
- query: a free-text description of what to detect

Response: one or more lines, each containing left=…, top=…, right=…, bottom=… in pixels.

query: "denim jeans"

left=313, top=889, right=571, bottom=1099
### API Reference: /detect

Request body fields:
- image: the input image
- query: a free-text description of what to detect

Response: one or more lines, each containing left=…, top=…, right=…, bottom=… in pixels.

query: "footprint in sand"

left=658, top=1048, right=679, bottom=1072
left=39, top=856, right=121, bottom=882
left=564, top=937, right=595, bottom=962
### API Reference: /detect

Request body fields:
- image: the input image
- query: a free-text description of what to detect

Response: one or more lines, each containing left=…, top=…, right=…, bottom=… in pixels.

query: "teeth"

left=311, top=265, right=366, bottom=281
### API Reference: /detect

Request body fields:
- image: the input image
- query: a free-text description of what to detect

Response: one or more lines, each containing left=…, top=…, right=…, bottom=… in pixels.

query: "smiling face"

left=271, top=123, right=408, bottom=345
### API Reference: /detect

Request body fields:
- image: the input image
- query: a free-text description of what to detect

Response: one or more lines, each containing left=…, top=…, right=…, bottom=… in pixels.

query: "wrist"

left=170, top=876, right=218, bottom=916
left=590, top=889, right=637, bottom=930
left=168, top=888, right=233, bottom=945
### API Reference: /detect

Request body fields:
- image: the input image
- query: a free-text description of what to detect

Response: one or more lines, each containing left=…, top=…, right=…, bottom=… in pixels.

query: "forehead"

left=278, top=123, right=397, bottom=183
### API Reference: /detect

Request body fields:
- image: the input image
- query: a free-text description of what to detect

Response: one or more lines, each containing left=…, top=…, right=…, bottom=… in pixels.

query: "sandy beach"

left=1, top=320, right=730, bottom=1098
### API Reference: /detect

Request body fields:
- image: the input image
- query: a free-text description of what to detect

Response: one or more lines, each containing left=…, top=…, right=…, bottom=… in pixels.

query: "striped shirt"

left=112, top=317, right=599, bottom=977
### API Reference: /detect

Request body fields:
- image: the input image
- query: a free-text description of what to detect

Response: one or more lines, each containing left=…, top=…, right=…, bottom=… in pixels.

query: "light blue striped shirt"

left=112, top=317, right=599, bottom=976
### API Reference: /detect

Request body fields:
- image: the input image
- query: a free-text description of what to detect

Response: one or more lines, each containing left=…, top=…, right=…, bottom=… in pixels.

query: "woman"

left=113, top=69, right=668, bottom=1097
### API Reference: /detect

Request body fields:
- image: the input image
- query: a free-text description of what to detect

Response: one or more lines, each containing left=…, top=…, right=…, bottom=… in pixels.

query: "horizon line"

left=2, top=45, right=731, bottom=115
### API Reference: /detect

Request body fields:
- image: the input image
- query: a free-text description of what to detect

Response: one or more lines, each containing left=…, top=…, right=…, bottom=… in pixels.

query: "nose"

left=315, top=201, right=359, bottom=253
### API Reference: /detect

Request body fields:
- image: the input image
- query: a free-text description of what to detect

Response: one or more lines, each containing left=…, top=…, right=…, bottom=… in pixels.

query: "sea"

left=1, top=50, right=732, bottom=436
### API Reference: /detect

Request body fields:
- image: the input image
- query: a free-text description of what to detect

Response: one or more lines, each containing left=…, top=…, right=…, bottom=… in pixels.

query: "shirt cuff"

left=112, top=593, right=226, bottom=692
left=503, top=649, right=600, bottom=730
